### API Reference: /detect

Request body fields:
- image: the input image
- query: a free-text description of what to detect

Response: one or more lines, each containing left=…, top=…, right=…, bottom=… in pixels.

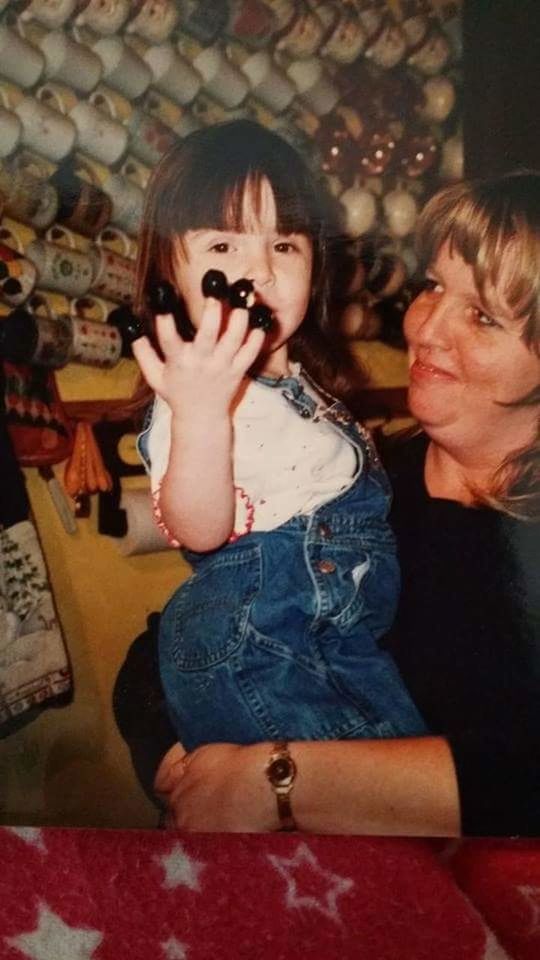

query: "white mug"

left=27, top=238, right=95, bottom=296
left=286, top=58, right=339, bottom=116
left=70, top=293, right=116, bottom=323
left=97, top=224, right=136, bottom=258
left=40, top=29, right=103, bottom=93
left=0, top=80, right=25, bottom=111
left=36, top=80, right=79, bottom=115
left=101, top=173, right=144, bottom=236
left=45, top=223, right=91, bottom=253
left=69, top=101, right=128, bottom=166
left=0, top=25, right=45, bottom=88
left=89, top=84, right=133, bottom=123
left=0, top=107, right=22, bottom=158
left=15, top=96, right=76, bottom=161
left=126, top=0, right=180, bottom=44
left=241, top=52, right=295, bottom=114
left=19, top=0, right=78, bottom=30
left=75, top=0, right=131, bottom=34
left=92, top=36, right=153, bottom=100
left=144, top=43, right=202, bottom=106
left=194, top=48, right=249, bottom=109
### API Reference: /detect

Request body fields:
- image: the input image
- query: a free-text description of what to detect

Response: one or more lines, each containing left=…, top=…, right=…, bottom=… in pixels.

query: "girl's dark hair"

left=129, top=119, right=367, bottom=417
left=416, top=171, right=540, bottom=520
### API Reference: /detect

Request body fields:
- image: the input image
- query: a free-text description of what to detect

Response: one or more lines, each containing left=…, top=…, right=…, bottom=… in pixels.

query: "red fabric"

left=0, top=828, right=523, bottom=959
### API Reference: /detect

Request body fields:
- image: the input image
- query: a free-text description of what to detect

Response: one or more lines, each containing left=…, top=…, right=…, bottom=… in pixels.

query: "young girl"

left=132, top=120, right=425, bottom=753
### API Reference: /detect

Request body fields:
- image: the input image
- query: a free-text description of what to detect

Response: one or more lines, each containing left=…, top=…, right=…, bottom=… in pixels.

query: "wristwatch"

left=265, top=741, right=297, bottom=831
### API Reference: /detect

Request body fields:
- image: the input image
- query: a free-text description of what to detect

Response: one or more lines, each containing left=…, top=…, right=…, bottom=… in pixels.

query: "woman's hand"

left=132, top=299, right=266, bottom=421
left=154, top=741, right=278, bottom=833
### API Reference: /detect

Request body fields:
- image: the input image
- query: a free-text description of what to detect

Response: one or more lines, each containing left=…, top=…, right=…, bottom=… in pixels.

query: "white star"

left=482, top=927, right=512, bottom=959
left=162, top=937, right=188, bottom=959
left=156, top=842, right=205, bottom=891
left=267, top=842, right=354, bottom=923
left=4, top=827, right=46, bottom=853
left=517, top=885, right=540, bottom=935
left=5, top=903, right=102, bottom=960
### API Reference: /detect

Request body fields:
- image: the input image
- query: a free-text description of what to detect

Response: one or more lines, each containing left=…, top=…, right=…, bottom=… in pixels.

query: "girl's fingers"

left=193, top=298, right=222, bottom=355
left=155, top=312, right=183, bottom=358
left=234, top=326, right=267, bottom=372
left=214, top=307, right=250, bottom=360
left=131, top=336, right=164, bottom=393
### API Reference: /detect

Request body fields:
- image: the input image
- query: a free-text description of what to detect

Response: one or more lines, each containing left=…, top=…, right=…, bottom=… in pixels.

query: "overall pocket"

left=164, top=545, right=262, bottom=670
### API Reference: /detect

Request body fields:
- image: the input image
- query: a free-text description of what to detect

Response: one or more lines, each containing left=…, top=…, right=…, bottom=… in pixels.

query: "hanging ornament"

left=419, top=76, right=456, bottom=123
left=383, top=186, right=418, bottom=239
left=359, top=129, right=397, bottom=177
left=340, top=182, right=377, bottom=237
left=397, top=130, right=439, bottom=178
left=439, top=131, right=464, bottom=181
left=364, top=17, right=408, bottom=70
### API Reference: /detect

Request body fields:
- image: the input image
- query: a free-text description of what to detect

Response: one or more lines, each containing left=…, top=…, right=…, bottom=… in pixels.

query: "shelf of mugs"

left=0, top=0, right=463, bottom=354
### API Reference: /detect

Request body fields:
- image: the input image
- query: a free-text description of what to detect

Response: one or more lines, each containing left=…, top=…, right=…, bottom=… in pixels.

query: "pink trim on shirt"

left=151, top=485, right=181, bottom=548
left=228, top=486, right=255, bottom=542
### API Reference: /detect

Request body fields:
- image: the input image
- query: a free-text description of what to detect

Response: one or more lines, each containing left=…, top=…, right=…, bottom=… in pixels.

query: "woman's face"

left=404, top=242, right=540, bottom=452
left=171, top=178, right=313, bottom=375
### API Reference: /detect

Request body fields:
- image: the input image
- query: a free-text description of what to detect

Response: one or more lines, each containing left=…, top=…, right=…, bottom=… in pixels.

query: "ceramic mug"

left=0, top=107, right=22, bottom=158
left=89, top=245, right=136, bottom=303
left=120, top=154, right=151, bottom=189
left=45, top=223, right=91, bottom=252
left=27, top=238, right=95, bottom=296
left=0, top=218, right=38, bottom=253
left=18, top=0, right=78, bottom=30
left=35, top=80, right=79, bottom=115
left=97, top=224, right=136, bottom=258
left=15, top=95, right=76, bottom=161
left=143, top=43, right=202, bottom=106
left=0, top=80, right=25, bottom=111
left=92, top=36, right=153, bottom=100
left=126, top=0, right=179, bottom=44
left=0, top=165, right=59, bottom=228
left=29, top=288, right=71, bottom=319
left=0, top=25, right=45, bottom=88
left=0, top=241, right=38, bottom=305
left=69, top=101, right=128, bottom=166
left=75, top=0, right=131, bottom=35
left=101, top=173, right=144, bottom=237
left=40, top=29, right=103, bottom=92
left=70, top=292, right=116, bottom=322
left=193, top=47, right=249, bottom=109
left=286, top=57, right=339, bottom=116
left=70, top=316, right=122, bottom=367
left=241, top=52, right=296, bottom=114
left=89, top=84, right=133, bottom=123
left=127, top=108, right=178, bottom=167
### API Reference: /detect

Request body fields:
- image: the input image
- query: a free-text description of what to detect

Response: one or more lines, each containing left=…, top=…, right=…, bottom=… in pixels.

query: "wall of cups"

left=0, top=0, right=462, bottom=359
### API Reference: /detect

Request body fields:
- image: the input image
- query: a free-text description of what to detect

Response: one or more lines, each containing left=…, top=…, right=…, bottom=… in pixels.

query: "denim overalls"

left=141, top=370, right=426, bottom=752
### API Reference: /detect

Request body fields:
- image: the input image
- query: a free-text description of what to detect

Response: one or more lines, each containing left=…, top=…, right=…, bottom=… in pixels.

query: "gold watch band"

left=265, top=741, right=297, bottom=832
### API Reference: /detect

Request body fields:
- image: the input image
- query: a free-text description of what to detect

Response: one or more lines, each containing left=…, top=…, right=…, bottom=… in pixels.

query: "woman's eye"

left=472, top=308, right=499, bottom=328
left=422, top=277, right=443, bottom=294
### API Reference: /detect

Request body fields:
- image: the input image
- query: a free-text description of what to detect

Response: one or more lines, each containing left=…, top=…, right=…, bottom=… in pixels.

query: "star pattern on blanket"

left=156, top=841, right=205, bottom=891
left=267, top=842, right=354, bottom=923
left=517, top=885, right=540, bottom=936
left=5, top=903, right=102, bottom=960
left=162, top=936, right=189, bottom=959
left=5, top=827, right=46, bottom=853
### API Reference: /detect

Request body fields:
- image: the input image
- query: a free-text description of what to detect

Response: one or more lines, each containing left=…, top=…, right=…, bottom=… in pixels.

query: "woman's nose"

left=408, top=293, right=454, bottom=349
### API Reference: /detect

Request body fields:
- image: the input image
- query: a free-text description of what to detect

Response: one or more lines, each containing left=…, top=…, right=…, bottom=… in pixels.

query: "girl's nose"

left=247, top=245, right=275, bottom=288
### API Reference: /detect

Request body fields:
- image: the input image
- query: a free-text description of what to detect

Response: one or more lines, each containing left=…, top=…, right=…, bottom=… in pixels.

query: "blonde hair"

left=416, top=171, right=540, bottom=520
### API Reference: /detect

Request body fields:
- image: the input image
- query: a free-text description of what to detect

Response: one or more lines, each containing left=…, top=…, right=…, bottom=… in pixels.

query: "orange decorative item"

left=63, top=419, right=112, bottom=511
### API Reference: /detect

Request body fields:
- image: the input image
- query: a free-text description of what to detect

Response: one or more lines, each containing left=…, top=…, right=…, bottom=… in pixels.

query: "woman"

left=115, top=170, right=540, bottom=837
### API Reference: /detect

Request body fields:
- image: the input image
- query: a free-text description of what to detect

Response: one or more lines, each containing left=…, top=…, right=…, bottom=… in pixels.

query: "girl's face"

left=404, top=241, right=540, bottom=455
left=172, top=178, right=313, bottom=376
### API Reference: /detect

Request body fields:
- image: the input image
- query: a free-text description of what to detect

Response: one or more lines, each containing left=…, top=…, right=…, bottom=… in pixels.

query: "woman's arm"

left=155, top=736, right=461, bottom=836
left=133, top=302, right=265, bottom=551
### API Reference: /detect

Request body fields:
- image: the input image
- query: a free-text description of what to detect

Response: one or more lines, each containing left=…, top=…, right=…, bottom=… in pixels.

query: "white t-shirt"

left=143, top=366, right=359, bottom=539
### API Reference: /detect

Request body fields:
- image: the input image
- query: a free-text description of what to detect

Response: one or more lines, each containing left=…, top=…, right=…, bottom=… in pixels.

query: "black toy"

left=201, top=269, right=274, bottom=332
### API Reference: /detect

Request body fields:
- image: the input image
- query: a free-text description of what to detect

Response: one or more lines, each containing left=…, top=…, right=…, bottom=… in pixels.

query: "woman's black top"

left=114, top=434, right=540, bottom=836
left=384, top=433, right=540, bottom=836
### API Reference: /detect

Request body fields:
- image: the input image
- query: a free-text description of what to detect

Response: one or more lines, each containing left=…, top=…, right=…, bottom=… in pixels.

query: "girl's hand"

left=132, top=299, right=266, bottom=419
left=154, top=741, right=278, bottom=833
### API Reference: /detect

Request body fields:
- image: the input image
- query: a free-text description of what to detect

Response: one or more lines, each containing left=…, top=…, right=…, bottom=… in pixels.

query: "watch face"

left=267, top=756, right=295, bottom=787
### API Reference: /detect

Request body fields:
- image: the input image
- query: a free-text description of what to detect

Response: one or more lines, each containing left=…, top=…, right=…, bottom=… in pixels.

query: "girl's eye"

left=274, top=241, right=296, bottom=253
left=209, top=242, right=231, bottom=253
